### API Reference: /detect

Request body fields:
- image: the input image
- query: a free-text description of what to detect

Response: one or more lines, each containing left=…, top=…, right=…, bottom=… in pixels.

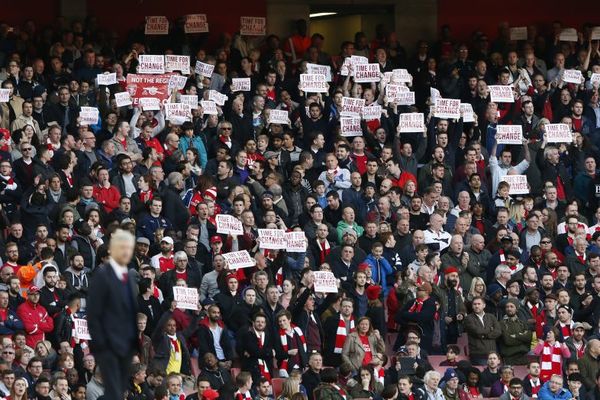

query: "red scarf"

left=235, top=390, right=252, bottom=400
left=540, top=341, right=562, bottom=382
left=275, top=267, right=284, bottom=292
left=559, top=321, right=572, bottom=339
left=278, top=325, right=307, bottom=371
left=528, top=301, right=538, bottom=317
left=256, top=331, right=271, bottom=381
left=168, top=335, right=180, bottom=353
left=574, top=341, right=585, bottom=359
left=317, top=240, right=331, bottom=264
left=331, top=384, right=347, bottom=399
left=526, top=375, right=541, bottom=398
left=334, top=315, right=355, bottom=354
left=374, top=366, right=385, bottom=385
left=409, top=297, right=428, bottom=313
left=140, top=189, right=153, bottom=204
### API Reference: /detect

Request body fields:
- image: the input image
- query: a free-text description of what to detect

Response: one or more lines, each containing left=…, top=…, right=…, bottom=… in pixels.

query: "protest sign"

left=138, top=55, right=165, bottom=74
left=180, top=95, right=199, bottom=109
left=268, top=109, right=289, bottom=125
left=509, top=27, right=528, bottom=41
left=145, top=16, right=169, bottom=35
left=194, top=61, right=214, bottom=77
left=489, top=85, right=515, bottom=103
left=495, top=125, right=523, bottom=144
left=126, top=74, right=171, bottom=106
left=173, top=287, right=199, bottom=310
left=216, top=214, right=243, bottom=235
left=591, top=73, right=600, bottom=87
left=168, top=75, right=188, bottom=92
left=96, top=72, right=117, bottom=86
left=306, top=63, right=332, bottom=81
left=460, top=103, right=475, bottom=122
left=0, top=89, right=9, bottom=102
left=434, top=98, right=460, bottom=119
left=340, top=55, right=368, bottom=76
left=208, top=90, right=228, bottom=106
left=361, top=104, right=382, bottom=120
left=184, top=14, right=209, bottom=34
left=545, top=123, right=573, bottom=143
left=165, top=103, right=191, bottom=122
left=114, top=92, right=132, bottom=107
left=340, top=117, right=363, bottom=137
left=313, top=271, right=338, bottom=293
left=501, top=175, right=529, bottom=195
left=396, top=91, right=415, bottom=106
left=231, top=77, right=251, bottom=92
left=559, top=28, right=578, bottom=42
left=592, top=27, right=600, bottom=41
left=285, top=232, right=307, bottom=252
left=222, top=250, right=255, bottom=269
left=398, top=113, right=425, bottom=133
left=341, top=97, right=365, bottom=117
left=392, top=68, right=412, bottom=83
left=430, top=87, right=441, bottom=105
left=353, top=63, right=381, bottom=83
left=165, top=55, right=190, bottom=75
left=200, top=100, right=218, bottom=115
left=139, top=97, right=161, bottom=111
left=299, top=74, right=328, bottom=93
left=562, top=69, right=583, bottom=84
left=240, top=16, right=266, bottom=36
left=258, top=229, right=286, bottom=250
left=80, top=107, right=99, bottom=125
left=73, top=319, right=92, bottom=340
left=385, top=84, right=408, bottom=102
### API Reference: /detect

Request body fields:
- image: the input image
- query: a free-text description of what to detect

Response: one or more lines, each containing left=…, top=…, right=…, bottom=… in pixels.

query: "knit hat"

left=203, top=187, right=217, bottom=201
left=366, top=285, right=381, bottom=301
left=357, top=262, right=370, bottom=272
left=504, top=298, right=520, bottom=309
left=444, top=266, right=459, bottom=275
left=443, top=368, right=458, bottom=382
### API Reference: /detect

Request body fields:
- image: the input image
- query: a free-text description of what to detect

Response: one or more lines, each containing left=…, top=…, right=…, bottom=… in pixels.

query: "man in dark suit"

left=236, top=312, right=275, bottom=383
left=87, top=229, right=138, bottom=400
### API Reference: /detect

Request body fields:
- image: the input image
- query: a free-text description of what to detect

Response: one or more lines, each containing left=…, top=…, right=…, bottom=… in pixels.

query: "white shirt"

left=109, top=257, right=128, bottom=281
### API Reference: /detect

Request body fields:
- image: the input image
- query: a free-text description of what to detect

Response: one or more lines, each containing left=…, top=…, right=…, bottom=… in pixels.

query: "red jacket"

left=16, top=300, right=54, bottom=348
left=93, top=185, right=121, bottom=213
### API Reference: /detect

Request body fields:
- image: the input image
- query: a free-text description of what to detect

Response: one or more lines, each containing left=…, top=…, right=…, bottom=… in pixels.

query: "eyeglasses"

left=221, top=127, right=232, bottom=130
left=22, top=148, right=32, bottom=151
left=2, top=351, right=14, bottom=355
left=540, top=241, right=551, bottom=244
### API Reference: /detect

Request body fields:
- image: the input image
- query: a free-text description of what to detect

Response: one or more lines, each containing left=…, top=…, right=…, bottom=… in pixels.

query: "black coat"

left=151, top=311, right=191, bottom=375
left=38, top=286, right=66, bottom=318
left=161, top=185, right=191, bottom=234
left=158, top=265, right=202, bottom=303
left=236, top=327, right=275, bottom=382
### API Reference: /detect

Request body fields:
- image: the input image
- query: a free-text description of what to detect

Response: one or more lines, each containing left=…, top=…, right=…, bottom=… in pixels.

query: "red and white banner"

left=126, top=74, right=171, bottom=107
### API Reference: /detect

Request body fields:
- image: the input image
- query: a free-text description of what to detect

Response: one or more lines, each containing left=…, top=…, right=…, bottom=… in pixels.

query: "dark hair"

left=320, top=367, right=338, bottom=383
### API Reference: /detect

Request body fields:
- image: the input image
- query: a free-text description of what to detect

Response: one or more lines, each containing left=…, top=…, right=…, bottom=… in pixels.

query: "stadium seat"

left=272, top=378, right=285, bottom=397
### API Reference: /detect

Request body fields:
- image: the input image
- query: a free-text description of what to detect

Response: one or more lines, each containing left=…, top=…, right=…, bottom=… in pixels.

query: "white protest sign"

left=184, top=14, right=209, bottom=34
left=386, top=84, right=409, bottom=102
left=592, top=27, right=600, bottom=41
left=510, top=27, right=528, bottom=41
left=306, top=63, right=332, bottom=81
left=501, top=175, right=529, bottom=195
left=200, top=100, right=218, bottom=115
left=258, top=229, right=286, bottom=250
left=268, top=109, right=289, bottom=125
left=180, top=95, right=199, bottom=109
left=145, top=16, right=169, bottom=35
left=562, top=69, right=583, bottom=84
left=0, top=89, right=9, bottom=103
left=495, top=125, right=523, bottom=144
left=434, top=98, right=460, bottom=119
left=341, top=97, right=365, bottom=117
left=340, top=55, right=368, bottom=76
left=80, top=107, right=99, bottom=125
left=299, top=74, right=328, bottom=93
left=430, top=87, right=441, bottom=105
left=222, top=250, right=256, bottom=269
left=231, top=77, right=251, bottom=92
left=398, top=113, right=425, bottom=133
left=353, top=63, right=381, bottom=83
left=460, top=103, right=475, bottom=122
left=489, top=85, right=515, bottom=103
left=168, top=75, right=188, bottom=92
left=96, top=73, right=117, bottom=86
left=173, top=287, right=199, bottom=310
left=285, top=231, right=307, bottom=252
left=139, top=97, right=161, bottom=111
left=313, top=271, right=338, bottom=293
left=208, top=90, right=228, bottom=106
left=396, top=91, right=415, bottom=106
left=545, top=123, right=573, bottom=143
left=194, top=61, right=214, bottom=77
left=165, top=103, right=191, bottom=122
left=165, top=55, right=190, bottom=75
left=559, top=28, right=578, bottom=42
left=73, top=319, right=92, bottom=340
left=114, top=92, right=132, bottom=107
left=591, top=73, right=600, bottom=87
left=138, top=55, right=165, bottom=74
left=361, top=104, right=382, bottom=121
left=392, top=68, right=412, bottom=83
left=340, top=117, right=363, bottom=137
left=216, top=214, right=243, bottom=235
left=240, top=16, right=266, bottom=36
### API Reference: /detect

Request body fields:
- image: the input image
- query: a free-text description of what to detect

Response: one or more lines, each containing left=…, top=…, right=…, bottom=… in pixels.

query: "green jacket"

left=578, top=350, right=600, bottom=390
left=313, top=384, right=353, bottom=400
left=499, top=316, right=532, bottom=364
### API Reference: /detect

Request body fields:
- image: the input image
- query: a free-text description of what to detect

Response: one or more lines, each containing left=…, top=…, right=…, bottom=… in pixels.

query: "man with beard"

left=189, top=304, right=234, bottom=369
left=197, top=353, right=233, bottom=397
left=396, top=283, right=437, bottom=353
left=150, top=236, right=175, bottom=275
left=63, top=254, right=89, bottom=299
left=39, top=266, right=66, bottom=318
left=440, top=266, right=466, bottom=345
left=499, top=298, right=532, bottom=365
left=408, top=196, right=429, bottom=231
left=565, top=322, right=588, bottom=362
left=540, top=251, right=560, bottom=280
left=0, top=290, right=23, bottom=336
left=7, top=275, right=24, bottom=311
left=323, top=298, right=355, bottom=367
left=237, top=312, right=274, bottom=383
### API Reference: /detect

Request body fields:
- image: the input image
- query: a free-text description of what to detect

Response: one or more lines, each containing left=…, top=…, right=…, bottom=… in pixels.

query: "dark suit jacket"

left=87, top=263, right=139, bottom=357
left=151, top=311, right=191, bottom=375
left=236, top=326, right=275, bottom=382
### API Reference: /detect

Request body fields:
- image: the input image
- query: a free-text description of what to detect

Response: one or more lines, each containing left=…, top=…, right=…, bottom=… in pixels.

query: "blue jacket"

left=364, top=254, right=393, bottom=295
left=137, top=214, right=173, bottom=243
left=0, top=309, right=24, bottom=335
left=179, top=136, right=208, bottom=169
left=537, top=382, right=571, bottom=400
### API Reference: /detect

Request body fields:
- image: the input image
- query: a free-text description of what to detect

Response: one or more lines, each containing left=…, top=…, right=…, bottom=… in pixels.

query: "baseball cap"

left=161, top=236, right=174, bottom=245
left=342, top=228, right=358, bottom=238
left=27, top=286, right=40, bottom=294
left=262, top=190, right=274, bottom=199
left=210, top=235, right=223, bottom=244
left=263, top=151, right=279, bottom=159
left=136, top=237, right=150, bottom=246
left=500, top=235, right=512, bottom=242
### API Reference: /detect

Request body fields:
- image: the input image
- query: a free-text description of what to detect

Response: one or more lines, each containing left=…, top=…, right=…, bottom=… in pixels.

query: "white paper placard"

left=340, top=55, right=368, bottom=76
left=398, top=113, right=424, bottom=133
left=495, top=125, right=523, bottom=144
left=306, top=63, right=332, bottom=81
left=0, top=89, right=10, bottom=103
left=139, top=97, right=161, bottom=111
left=173, top=287, right=199, bottom=310
left=268, top=109, right=289, bottom=125
left=341, top=97, right=365, bottom=117
left=559, top=28, right=578, bottom=42
left=396, top=91, right=415, bottom=106
left=501, top=175, right=529, bottom=195
left=340, top=117, right=363, bottom=137
left=97, top=73, right=117, bottom=86
left=392, top=68, right=412, bottom=83
left=434, top=98, right=460, bottom=119
left=73, top=318, right=92, bottom=340
left=168, top=75, right=188, bottom=92
left=222, top=250, right=256, bottom=269
left=184, top=14, right=209, bottom=34
left=489, top=85, right=515, bottom=103
left=216, top=214, right=243, bottom=235
left=299, top=74, right=328, bottom=93
left=231, top=77, right=251, bottom=92
left=165, top=55, right=190, bottom=75
left=361, top=104, right=382, bottom=120
left=208, top=90, right=228, bottom=106
left=510, top=27, right=528, bottom=41
left=200, top=100, right=218, bottom=115
left=460, top=103, right=475, bottom=122
left=80, top=107, right=99, bottom=125
left=313, top=271, right=338, bottom=293
left=430, top=87, right=441, bottom=105
left=545, top=123, right=573, bottom=143
left=386, top=84, right=409, bottom=102
left=591, top=73, right=600, bottom=86
left=240, top=16, right=266, bottom=36
left=562, top=69, right=583, bottom=84
left=592, top=27, right=600, bottom=41
left=258, top=229, right=286, bottom=250
left=194, top=61, right=214, bottom=78
left=353, top=63, right=381, bottom=83
left=180, top=95, right=199, bottom=109
left=114, top=92, right=132, bottom=107
left=145, top=16, right=169, bottom=35
left=285, top=231, right=307, bottom=252
left=138, top=55, right=165, bottom=74
left=165, top=103, right=191, bottom=122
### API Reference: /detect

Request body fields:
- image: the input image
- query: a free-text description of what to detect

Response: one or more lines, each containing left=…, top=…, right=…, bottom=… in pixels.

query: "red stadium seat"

left=272, top=378, right=285, bottom=398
